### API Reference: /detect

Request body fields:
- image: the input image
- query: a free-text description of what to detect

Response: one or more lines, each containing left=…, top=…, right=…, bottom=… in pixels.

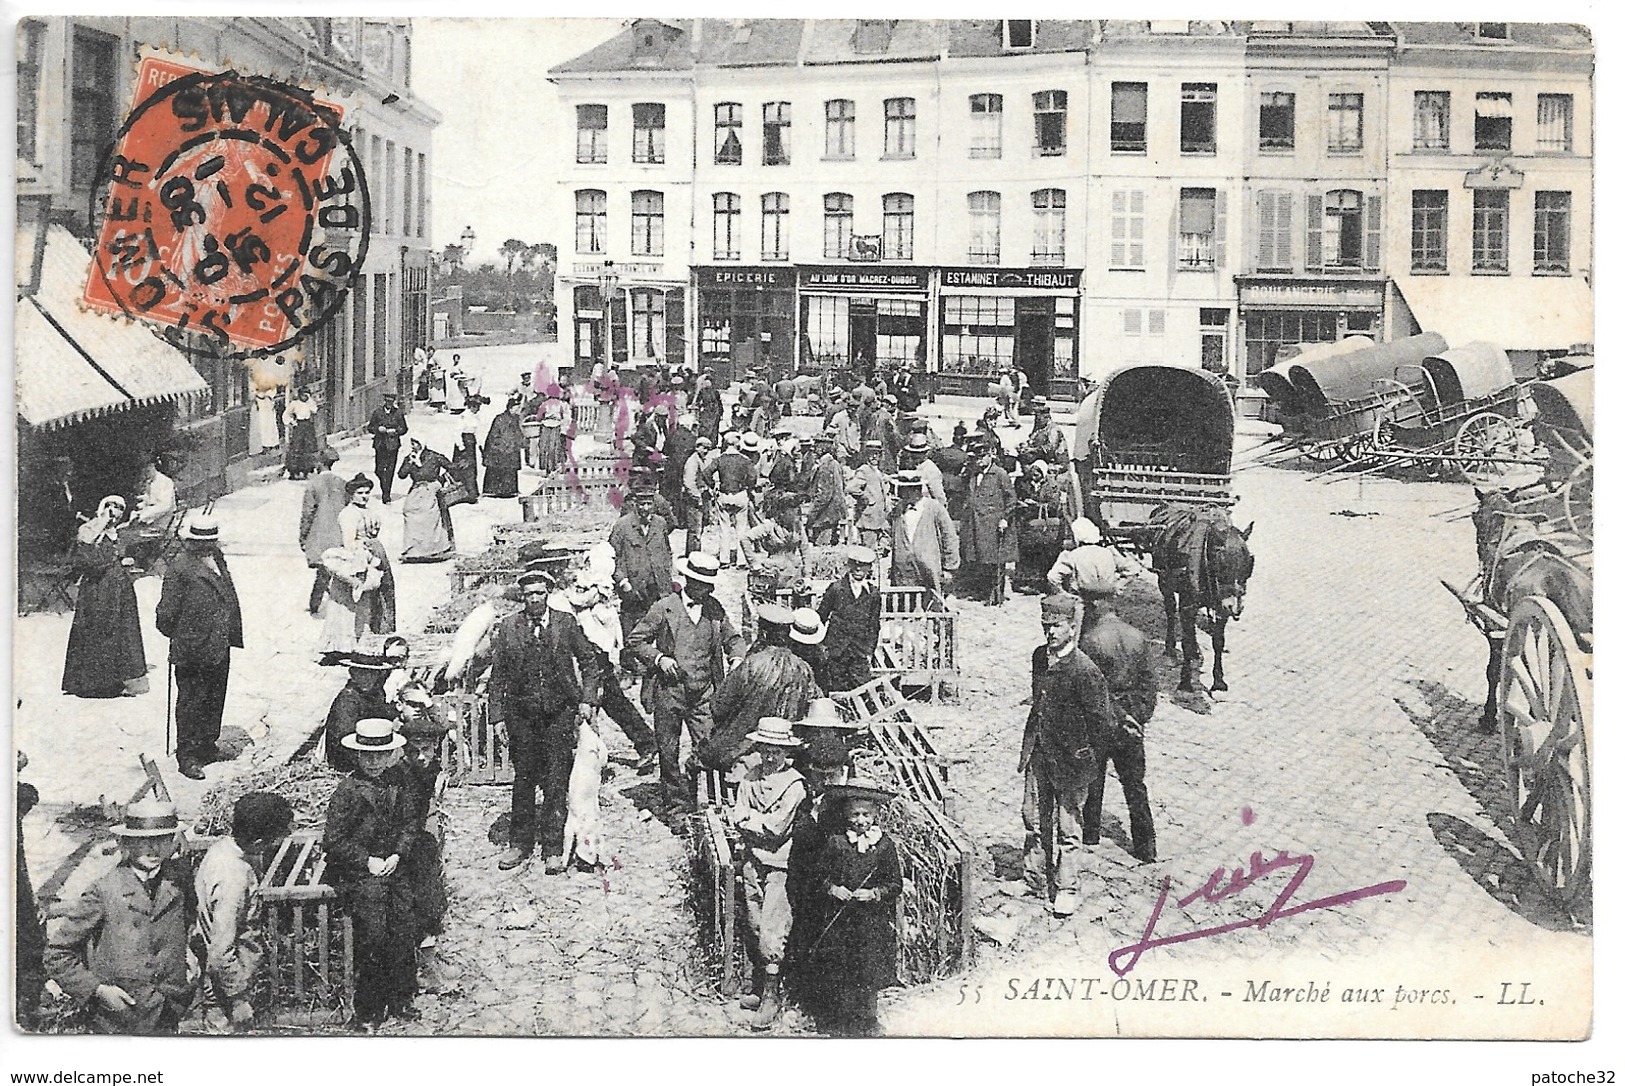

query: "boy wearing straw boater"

left=323, top=718, right=424, bottom=1028
left=807, top=776, right=904, bottom=1037
left=725, top=716, right=809, bottom=1031
left=45, top=799, right=194, bottom=1034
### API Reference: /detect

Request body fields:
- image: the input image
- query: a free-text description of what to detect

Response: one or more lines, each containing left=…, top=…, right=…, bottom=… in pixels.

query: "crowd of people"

left=23, top=355, right=1164, bottom=1039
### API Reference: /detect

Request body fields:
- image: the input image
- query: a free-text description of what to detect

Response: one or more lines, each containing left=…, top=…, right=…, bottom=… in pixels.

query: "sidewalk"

left=14, top=397, right=533, bottom=900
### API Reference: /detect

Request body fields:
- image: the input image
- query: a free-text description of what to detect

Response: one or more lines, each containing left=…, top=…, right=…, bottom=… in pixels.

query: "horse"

left=1148, top=503, right=1255, bottom=693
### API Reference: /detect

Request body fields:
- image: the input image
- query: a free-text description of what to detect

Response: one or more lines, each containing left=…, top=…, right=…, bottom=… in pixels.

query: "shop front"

left=936, top=266, right=1082, bottom=400
left=694, top=265, right=796, bottom=385
left=570, top=261, right=686, bottom=379
left=1236, top=276, right=1386, bottom=385
left=798, top=266, right=930, bottom=384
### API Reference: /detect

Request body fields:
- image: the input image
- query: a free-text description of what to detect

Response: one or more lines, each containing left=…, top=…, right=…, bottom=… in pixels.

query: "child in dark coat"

left=808, top=778, right=903, bottom=1037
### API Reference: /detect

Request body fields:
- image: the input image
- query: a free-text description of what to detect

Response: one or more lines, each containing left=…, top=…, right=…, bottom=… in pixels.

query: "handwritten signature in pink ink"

left=1107, top=849, right=1406, bottom=977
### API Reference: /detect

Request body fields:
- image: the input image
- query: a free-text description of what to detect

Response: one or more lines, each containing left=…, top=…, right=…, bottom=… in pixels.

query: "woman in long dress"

left=482, top=396, right=525, bottom=497
left=397, top=439, right=456, bottom=562
left=452, top=396, right=483, bottom=498
left=62, top=495, right=148, bottom=698
left=283, top=390, right=319, bottom=479
left=338, top=476, right=396, bottom=634
left=316, top=545, right=381, bottom=663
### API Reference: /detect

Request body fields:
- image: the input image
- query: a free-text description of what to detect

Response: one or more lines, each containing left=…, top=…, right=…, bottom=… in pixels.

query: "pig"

left=561, top=721, right=609, bottom=869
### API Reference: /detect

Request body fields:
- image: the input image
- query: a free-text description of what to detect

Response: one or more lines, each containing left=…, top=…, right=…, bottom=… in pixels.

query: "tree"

left=500, top=238, right=528, bottom=311
left=439, top=243, right=465, bottom=275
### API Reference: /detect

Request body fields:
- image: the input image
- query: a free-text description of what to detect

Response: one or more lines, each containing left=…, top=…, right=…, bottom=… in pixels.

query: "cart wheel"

left=1498, top=595, right=1592, bottom=907
left=1454, top=413, right=1521, bottom=486
left=1338, top=433, right=1373, bottom=464
left=1561, top=461, right=1592, bottom=540
left=1369, top=404, right=1399, bottom=454
left=1303, top=441, right=1343, bottom=463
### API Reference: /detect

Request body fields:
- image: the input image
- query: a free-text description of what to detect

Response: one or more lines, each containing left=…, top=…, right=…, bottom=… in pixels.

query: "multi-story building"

left=1384, top=21, right=1593, bottom=373
left=16, top=16, right=438, bottom=504
left=547, top=18, right=1592, bottom=400
left=1085, top=21, right=1246, bottom=389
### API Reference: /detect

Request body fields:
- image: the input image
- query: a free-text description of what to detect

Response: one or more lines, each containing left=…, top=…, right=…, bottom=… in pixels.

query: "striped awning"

left=16, top=225, right=208, bottom=430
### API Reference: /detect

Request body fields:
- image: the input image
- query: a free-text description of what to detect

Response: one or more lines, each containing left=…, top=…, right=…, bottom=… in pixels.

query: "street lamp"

left=459, top=225, right=475, bottom=261
left=597, top=259, right=619, bottom=375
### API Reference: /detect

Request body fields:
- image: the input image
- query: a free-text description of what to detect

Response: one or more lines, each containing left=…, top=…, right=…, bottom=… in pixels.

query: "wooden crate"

left=890, top=799, right=976, bottom=985
left=439, top=690, right=512, bottom=786
left=874, top=587, right=958, bottom=701
left=183, top=831, right=354, bottom=1027
left=688, top=808, right=747, bottom=996
left=519, top=477, right=621, bottom=520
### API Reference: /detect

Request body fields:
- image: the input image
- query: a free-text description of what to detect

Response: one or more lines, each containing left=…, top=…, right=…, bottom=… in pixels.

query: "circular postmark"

left=86, top=60, right=370, bottom=361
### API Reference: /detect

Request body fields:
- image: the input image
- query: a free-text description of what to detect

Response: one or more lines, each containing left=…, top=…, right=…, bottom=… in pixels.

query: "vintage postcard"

left=10, top=10, right=1602, bottom=1066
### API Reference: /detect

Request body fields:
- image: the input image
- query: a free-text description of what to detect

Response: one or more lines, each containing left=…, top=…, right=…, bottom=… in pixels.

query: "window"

left=575, top=190, right=606, bottom=254
left=1031, top=189, right=1065, bottom=265
left=402, top=145, right=414, bottom=238
left=941, top=296, right=1016, bottom=376
left=884, top=97, right=916, bottom=158
left=1537, top=94, right=1574, bottom=152
left=1413, top=91, right=1450, bottom=151
left=631, top=289, right=665, bottom=360
left=1472, top=189, right=1509, bottom=273
left=1255, top=190, right=1293, bottom=271
left=1259, top=91, right=1294, bottom=151
left=1200, top=308, right=1229, bottom=376
left=576, top=103, right=608, bottom=164
left=1004, top=20, right=1034, bottom=49
left=632, top=103, right=666, bottom=164
left=1316, top=189, right=1369, bottom=269
left=1534, top=191, right=1572, bottom=274
left=384, top=139, right=396, bottom=234
left=1178, top=188, right=1219, bottom=269
left=416, top=152, right=427, bottom=238
left=1033, top=90, right=1067, bottom=156
left=805, top=296, right=850, bottom=363
left=1181, top=83, right=1217, bottom=154
left=1111, top=82, right=1147, bottom=152
left=631, top=190, right=664, bottom=257
left=1244, top=312, right=1338, bottom=383
left=70, top=29, right=118, bottom=194
left=713, top=192, right=741, bottom=260
left=853, top=19, right=896, bottom=54
left=967, top=191, right=1001, bottom=264
left=762, top=102, right=791, bottom=165
left=714, top=102, right=743, bottom=165
left=1410, top=190, right=1448, bottom=273
left=825, top=99, right=855, bottom=158
left=969, top=94, right=1002, bottom=159
left=1475, top=92, right=1512, bottom=152
left=372, top=273, right=390, bottom=380
left=1478, top=22, right=1509, bottom=39
left=1122, top=308, right=1166, bottom=364
left=761, top=192, right=789, bottom=261
left=1109, top=190, right=1146, bottom=268
left=1327, top=93, right=1363, bottom=153
left=824, top=193, right=853, bottom=259
left=16, top=19, right=45, bottom=162
left=882, top=193, right=914, bottom=260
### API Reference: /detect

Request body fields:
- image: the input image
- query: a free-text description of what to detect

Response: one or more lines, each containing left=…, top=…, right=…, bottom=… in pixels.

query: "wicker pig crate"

left=874, top=587, right=958, bottom=701
left=183, top=830, right=354, bottom=1026
left=438, top=689, right=512, bottom=786
left=889, top=798, right=976, bottom=984
left=688, top=808, right=748, bottom=997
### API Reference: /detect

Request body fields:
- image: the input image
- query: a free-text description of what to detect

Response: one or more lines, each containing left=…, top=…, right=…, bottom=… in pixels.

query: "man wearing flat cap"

left=960, top=434, right=1018, bottom=606
left=489, top=559, right=603, bottom=872
left=846, top=441, right=890, bottom=553
left=1019, top=594, right=1115, bottom=918
left=1017, top=397, right=1069, bottom=469
left=805, top=432, right=848, bottom=545
left=45, top=800, right=193, bottom=1033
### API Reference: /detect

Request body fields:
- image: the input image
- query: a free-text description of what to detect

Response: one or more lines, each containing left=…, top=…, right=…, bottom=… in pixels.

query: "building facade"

left=548, top=18, right=1591, bottom=402
left=16, top=16, right=439, bottom=504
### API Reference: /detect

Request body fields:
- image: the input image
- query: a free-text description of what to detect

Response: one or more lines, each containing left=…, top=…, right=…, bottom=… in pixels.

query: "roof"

left=945, top=20, right=1093, bottom=58
left=17, top=225, right=208, bottom=430
left=801, top=20, right=944, bottom=65
left=548, top=19, right=694, bottom=76
left=1097, top=20, right=1246, bottom=40
left=694, top=19, right=804, bottom=68
left=1394, top=22, right=1592, bottom=50
left=1395, top=275, right=1593, bottom=353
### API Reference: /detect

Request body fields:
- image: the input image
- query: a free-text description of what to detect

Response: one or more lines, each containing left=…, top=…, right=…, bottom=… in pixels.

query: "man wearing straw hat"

left=725, top=716, right=809, bottom=1031
left=155, top=511, right=243, bottom=780
left=319, top=643, right=401, bottom=775
left=45, top=799, right=193, bottom=1033
left=489, top=557, right=603, bottom=873
left=1019, top=593, right=1115, bottom=918
left=628, top=552, right=745, bottom=813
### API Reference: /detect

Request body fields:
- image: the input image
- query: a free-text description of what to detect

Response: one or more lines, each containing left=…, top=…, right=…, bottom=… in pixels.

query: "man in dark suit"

left=660, top=413, right=698, bottom=527
left=627, top=552, right=745, bottom=813
left=608, top=482, right=674, bottom=659
left=816, top=546, right=883, bottom=692
left=366, top=393, right=409, bottom=503
left=155, top=514, right=244, bottom=780
left=488, top=559, right=603, bottom=872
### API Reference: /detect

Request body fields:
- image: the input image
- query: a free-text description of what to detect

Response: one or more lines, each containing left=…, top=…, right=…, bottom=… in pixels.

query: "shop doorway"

left=1016, top=299, right=1053, bottom=397
left=849, top=303, right=877, bottom=379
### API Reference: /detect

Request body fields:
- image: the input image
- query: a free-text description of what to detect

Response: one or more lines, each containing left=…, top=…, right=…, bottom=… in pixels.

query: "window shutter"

left=1130, top=190, right=1146, bottom=266
left=1305, top=193, right=1323, bottom=271
left=1364, top=193, right=1382, bottom=272
left=1110, top=190, right=1126, bottom=266
left=1255, top=191, right=1274, bottom=270
left=1214, top=189, right=1228, bottom=269
left=1274, top=191, right=1293, bottom=270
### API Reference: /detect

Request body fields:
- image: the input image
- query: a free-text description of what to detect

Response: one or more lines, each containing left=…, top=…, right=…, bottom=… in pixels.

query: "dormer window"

left=731, top=21, right=752, bottom=45
left=1477, top=22, right=1509, bottom=40
left=1003, top=20, right=1034, bottom=49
